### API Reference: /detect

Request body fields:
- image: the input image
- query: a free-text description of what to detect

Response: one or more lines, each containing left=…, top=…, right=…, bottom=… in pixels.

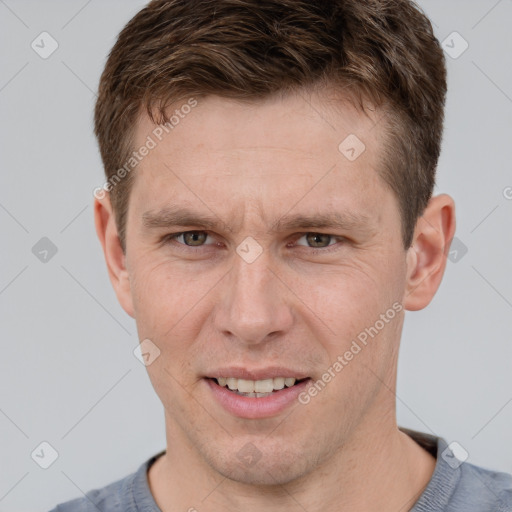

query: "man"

left=50, top=0, right=512, bottom=511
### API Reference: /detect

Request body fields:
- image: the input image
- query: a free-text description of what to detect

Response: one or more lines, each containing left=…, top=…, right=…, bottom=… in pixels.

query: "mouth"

left=207, top=376, right=310, bottom=398
left=204, top=375, right=312, bottom=419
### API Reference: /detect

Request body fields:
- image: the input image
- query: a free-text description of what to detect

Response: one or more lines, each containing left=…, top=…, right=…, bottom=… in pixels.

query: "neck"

left=148, top=408, right=436, bottom=512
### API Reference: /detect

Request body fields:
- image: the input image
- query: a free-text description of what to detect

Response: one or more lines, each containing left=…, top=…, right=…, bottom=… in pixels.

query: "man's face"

left=123, top=91, right=411, bottom=484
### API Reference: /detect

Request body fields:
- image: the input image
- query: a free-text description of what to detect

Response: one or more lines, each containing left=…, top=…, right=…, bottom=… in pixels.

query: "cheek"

left=294, top=264, right=388, bottom=324
left=129, top=256, right=218, bottom=346
left=291, top=252, right=406, bottom=356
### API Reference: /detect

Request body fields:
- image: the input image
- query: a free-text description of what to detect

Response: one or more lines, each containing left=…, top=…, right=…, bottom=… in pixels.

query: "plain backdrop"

left=0, top=0, right=511, bottom=510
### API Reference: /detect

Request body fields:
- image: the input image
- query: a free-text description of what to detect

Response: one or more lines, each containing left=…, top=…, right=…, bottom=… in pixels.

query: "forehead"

left=128, top=91, right=393, bottom=230
left=135, top=90, right=383, bottom=160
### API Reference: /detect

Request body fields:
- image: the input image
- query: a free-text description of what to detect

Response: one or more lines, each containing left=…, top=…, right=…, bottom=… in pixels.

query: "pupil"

left=307, top=233, right=330, bottom=247
left=184, top=231, right=206, bottom=246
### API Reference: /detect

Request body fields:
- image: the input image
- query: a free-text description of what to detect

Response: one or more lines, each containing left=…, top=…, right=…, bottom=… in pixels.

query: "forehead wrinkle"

left=216, top=145, right=316, bottom=155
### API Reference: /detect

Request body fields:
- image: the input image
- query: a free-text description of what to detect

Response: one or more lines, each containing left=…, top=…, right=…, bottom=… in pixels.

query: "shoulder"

left=401, top=428, right=512, bottom=512
left=451, top=461, right=512, bottom=511
left=47, top=451, right=165, bottom=512
left=47, top=472, right=130, bottom=512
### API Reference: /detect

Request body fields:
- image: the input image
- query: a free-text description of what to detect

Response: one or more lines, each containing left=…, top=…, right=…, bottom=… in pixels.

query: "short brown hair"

left=94, top=0, right=446, bottom=250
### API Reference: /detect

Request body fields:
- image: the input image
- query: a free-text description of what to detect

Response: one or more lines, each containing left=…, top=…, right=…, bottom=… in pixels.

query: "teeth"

left=226, top=378, right=237, bottom=390
left=284, top=377, right=296, bottom=387
left=273, top=377, right=285, bottom=390
left=215, top=376, right=298, bottom=392
left=254, top=378, right=273, bottom=393
left=237, top=379, right=255, bottom=393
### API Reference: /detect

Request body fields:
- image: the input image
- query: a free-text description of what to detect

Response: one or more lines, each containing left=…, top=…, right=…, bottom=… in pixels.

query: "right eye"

left=170, top=230, right=213, bottom=246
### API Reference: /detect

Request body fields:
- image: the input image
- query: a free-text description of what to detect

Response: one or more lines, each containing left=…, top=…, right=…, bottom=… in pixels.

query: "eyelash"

left=161, top=231, right=346, bottom=255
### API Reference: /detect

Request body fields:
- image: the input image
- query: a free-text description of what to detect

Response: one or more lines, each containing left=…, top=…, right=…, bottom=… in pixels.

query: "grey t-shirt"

left=48, top=428, right=512, bottom=511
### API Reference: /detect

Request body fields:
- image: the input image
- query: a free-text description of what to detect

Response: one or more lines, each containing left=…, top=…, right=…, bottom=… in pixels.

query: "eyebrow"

left=142, top=206, right=221, bottom=230
left=272, top=211, right=373, bottom=234
left=141, top=206, right=374, bottom=234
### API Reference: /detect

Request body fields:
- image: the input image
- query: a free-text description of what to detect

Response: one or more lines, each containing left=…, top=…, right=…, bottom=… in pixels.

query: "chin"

left=219, top=462, right=310, bottom=487
left=204, top=443, right=314, bottom=487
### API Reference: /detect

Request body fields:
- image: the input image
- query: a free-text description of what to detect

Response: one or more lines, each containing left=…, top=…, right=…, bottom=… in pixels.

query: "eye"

left=295, top=233, right=338, bottom=248
left=168, top=230, right=214, bottom=247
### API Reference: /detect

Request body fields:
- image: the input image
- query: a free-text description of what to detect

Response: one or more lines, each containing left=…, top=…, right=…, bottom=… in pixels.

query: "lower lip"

left=205, top=378, right=311, bottom=419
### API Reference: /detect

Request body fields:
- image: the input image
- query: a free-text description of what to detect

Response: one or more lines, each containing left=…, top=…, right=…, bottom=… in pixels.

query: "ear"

left=403, top=194, right=456, bottom=311
left=94, top=194, right=135, bottom=318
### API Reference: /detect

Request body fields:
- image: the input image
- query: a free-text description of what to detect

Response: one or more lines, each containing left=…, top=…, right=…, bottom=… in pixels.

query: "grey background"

left=1, top=0, right=511, bottom=510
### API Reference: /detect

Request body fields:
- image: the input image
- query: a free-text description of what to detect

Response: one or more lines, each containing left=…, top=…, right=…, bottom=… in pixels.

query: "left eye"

left=295, top=233, right=338, bottom=248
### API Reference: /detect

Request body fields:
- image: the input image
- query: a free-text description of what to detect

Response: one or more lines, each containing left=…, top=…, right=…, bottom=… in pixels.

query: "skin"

left=95, top=89, right=456, bottom=512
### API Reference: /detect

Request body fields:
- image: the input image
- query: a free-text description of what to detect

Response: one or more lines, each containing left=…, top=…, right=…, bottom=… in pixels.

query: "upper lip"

left=207, top=367, right=310, bottom=381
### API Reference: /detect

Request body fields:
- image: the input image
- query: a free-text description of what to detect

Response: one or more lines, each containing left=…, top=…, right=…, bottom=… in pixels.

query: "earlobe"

left=94, top=195, right=135, bottom=318
left=403, top=194, right=456, bottom=311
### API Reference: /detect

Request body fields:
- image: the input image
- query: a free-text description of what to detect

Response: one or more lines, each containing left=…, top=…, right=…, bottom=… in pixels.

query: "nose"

left=213, top=250, right=294, bottom=346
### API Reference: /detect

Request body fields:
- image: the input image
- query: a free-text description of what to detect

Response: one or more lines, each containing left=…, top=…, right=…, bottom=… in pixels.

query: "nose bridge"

left=216, top=249, right=292, bottom=344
